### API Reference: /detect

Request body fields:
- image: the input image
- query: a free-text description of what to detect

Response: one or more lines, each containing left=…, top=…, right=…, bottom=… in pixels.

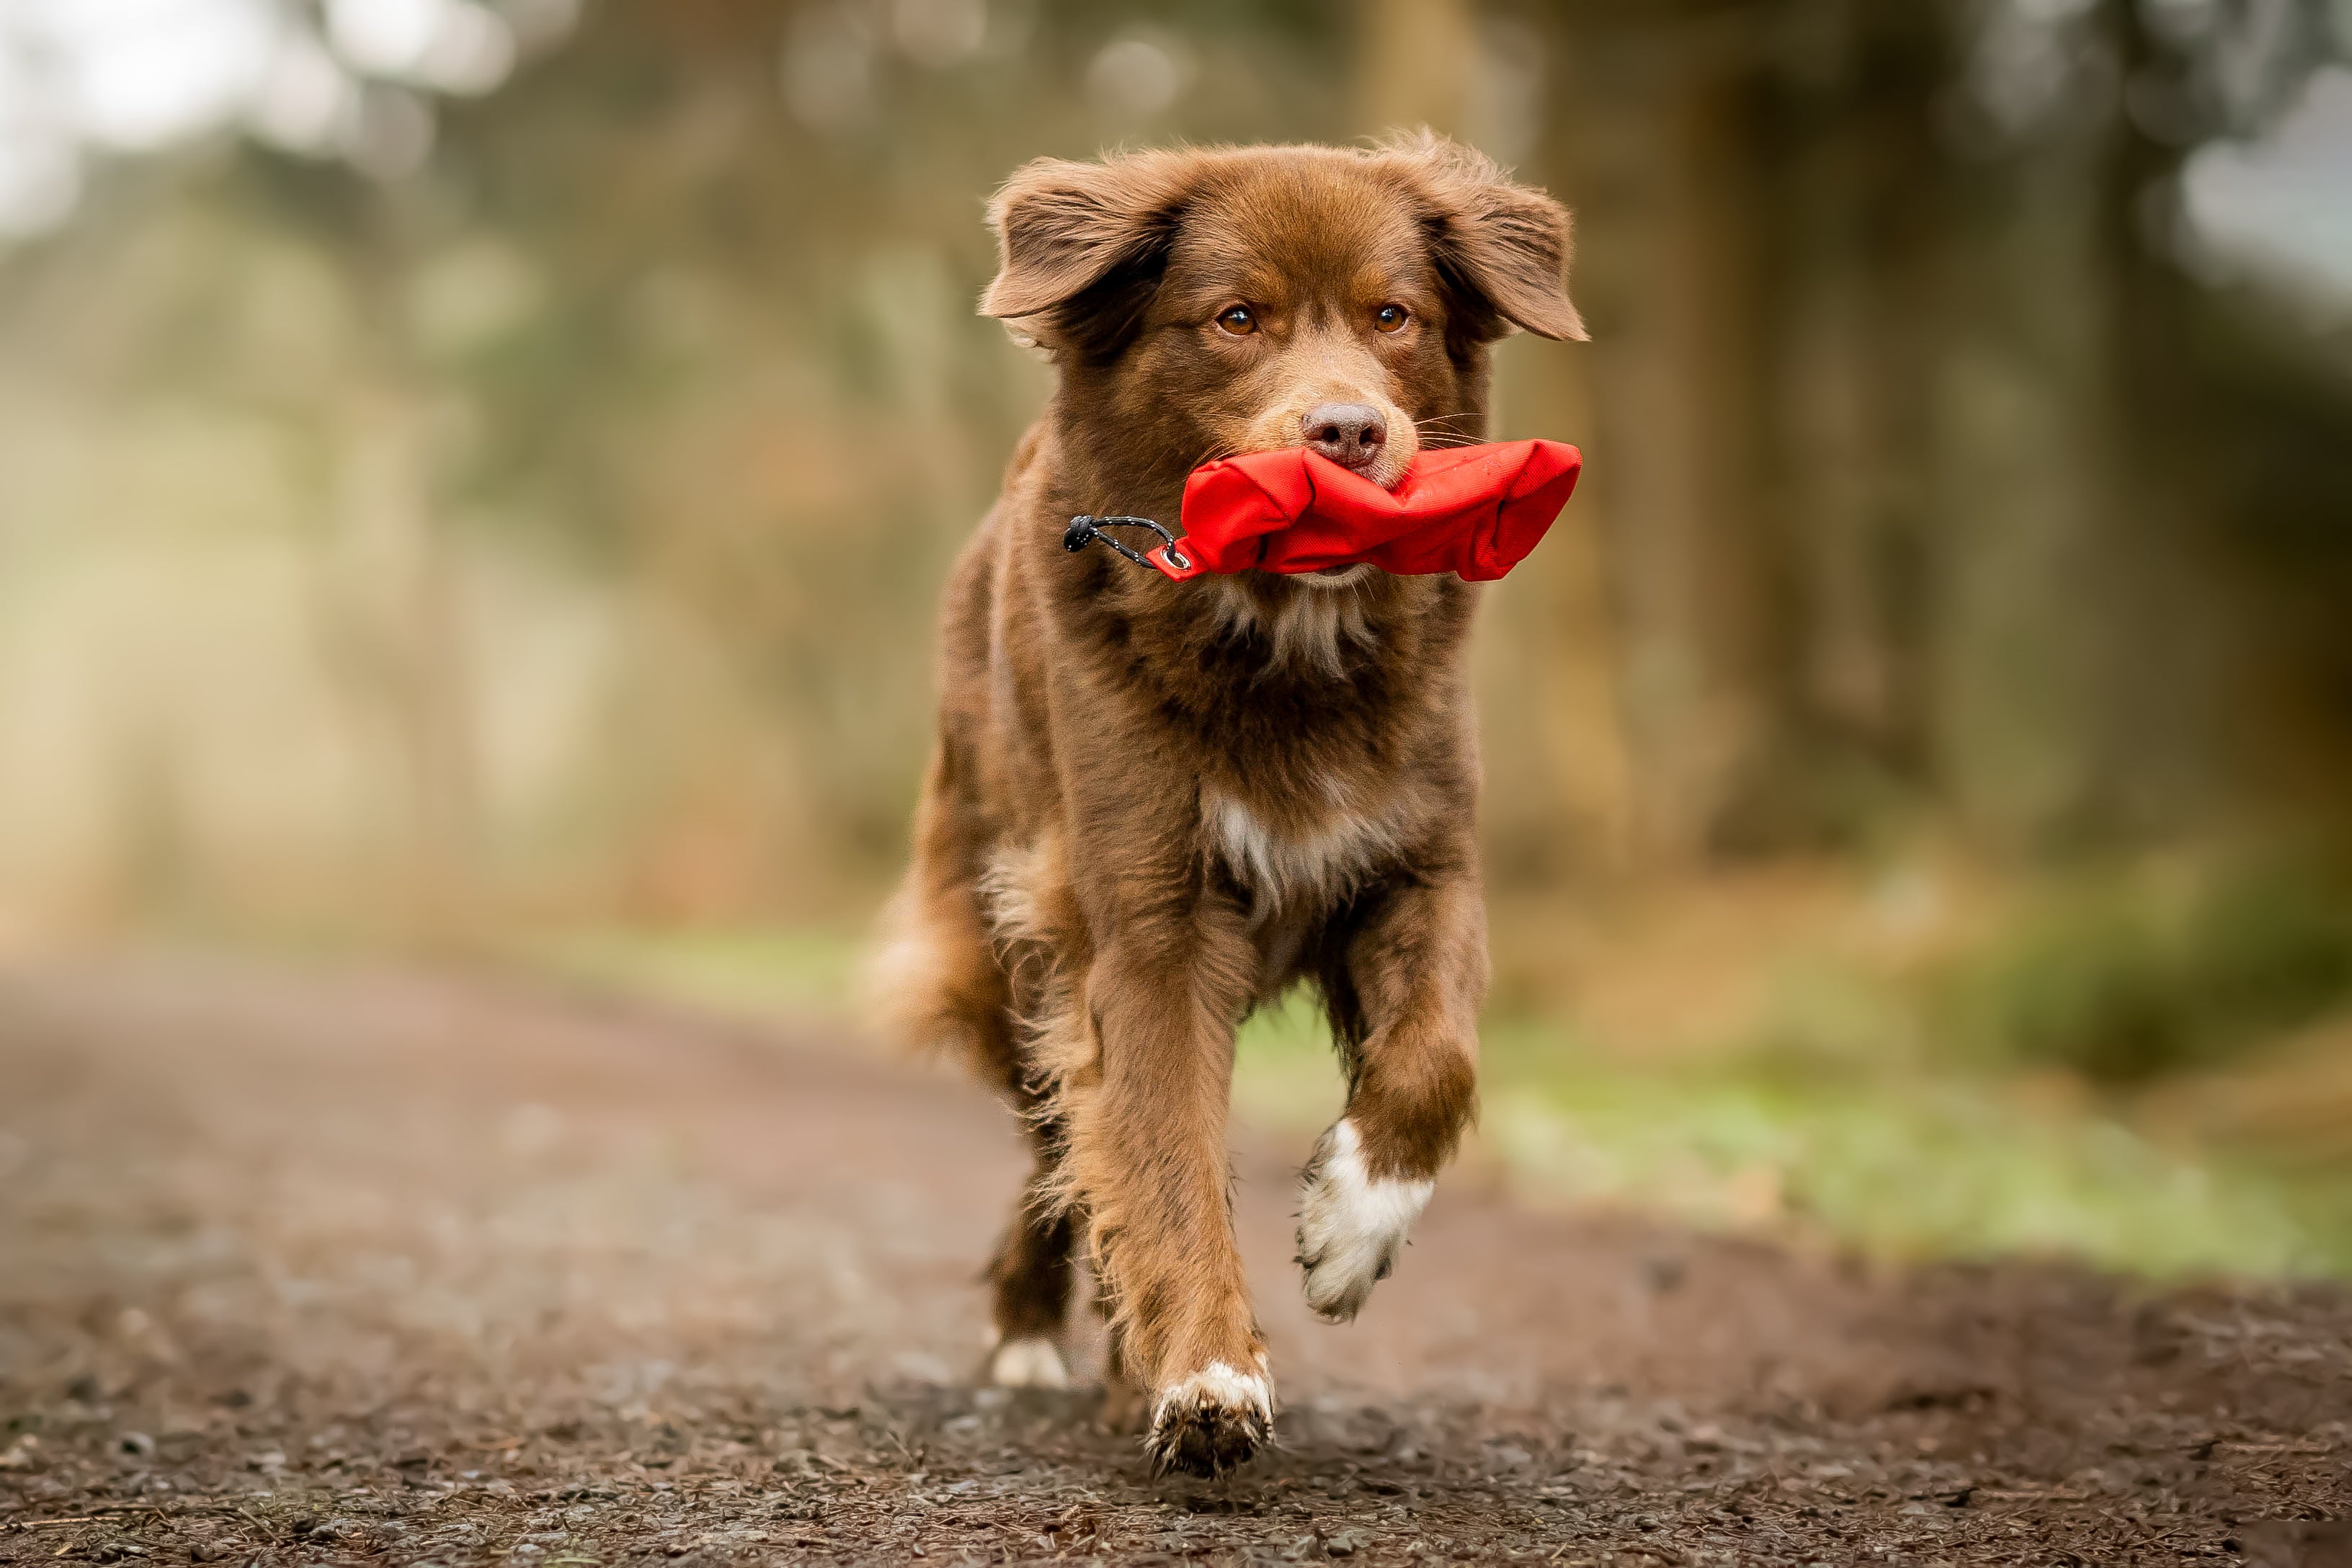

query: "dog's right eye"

left=1215, top=305, right=1257, bottom=336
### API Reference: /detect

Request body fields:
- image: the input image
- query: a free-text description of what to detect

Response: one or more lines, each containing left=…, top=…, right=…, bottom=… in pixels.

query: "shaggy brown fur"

left=870, top=135, right=1583, bottom=1477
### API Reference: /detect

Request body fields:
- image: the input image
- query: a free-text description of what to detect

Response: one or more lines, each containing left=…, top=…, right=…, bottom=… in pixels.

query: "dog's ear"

left=982, top=154, right=1193, bottom=355
left=1399, top=135, right=1587, bottom=345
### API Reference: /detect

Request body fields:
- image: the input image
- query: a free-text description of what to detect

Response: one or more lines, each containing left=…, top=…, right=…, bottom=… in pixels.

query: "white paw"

left=1295, top=1118, right=1432, bottom=1322
left=1149, top=1360, right=1273, bottom=1429
left=988, top=1335, right=1069, bottom=1389
left=1146, top=1360, right=1274, bottom=1477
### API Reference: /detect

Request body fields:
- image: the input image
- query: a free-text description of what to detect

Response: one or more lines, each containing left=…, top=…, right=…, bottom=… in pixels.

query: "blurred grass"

left=1231, top=992, right=2352, bottom=1280
left=527, top=925, right=863, bottom=1020
left=519, top=903, right=2352, bottom=1282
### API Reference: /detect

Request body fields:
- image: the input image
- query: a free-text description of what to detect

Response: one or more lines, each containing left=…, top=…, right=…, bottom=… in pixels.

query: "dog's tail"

left=858, top=741, right=1047, bottom=1098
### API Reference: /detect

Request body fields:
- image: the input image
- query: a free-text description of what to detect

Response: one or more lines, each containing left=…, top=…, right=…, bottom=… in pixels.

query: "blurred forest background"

left=5, top=0, right=2352, bottom=1274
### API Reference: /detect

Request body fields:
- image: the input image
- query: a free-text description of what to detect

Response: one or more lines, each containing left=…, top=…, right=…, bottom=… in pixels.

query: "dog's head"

left=983, top=137, right=1582, bottom=535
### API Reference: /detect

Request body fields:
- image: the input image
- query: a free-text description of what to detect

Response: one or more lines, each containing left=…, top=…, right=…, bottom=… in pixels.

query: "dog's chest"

left=1205, top=785, right=1400, bottom=920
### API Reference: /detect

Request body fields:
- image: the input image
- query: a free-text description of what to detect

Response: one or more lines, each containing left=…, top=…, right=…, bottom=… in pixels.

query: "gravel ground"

left=1, top=958, right=2348, bottom=1566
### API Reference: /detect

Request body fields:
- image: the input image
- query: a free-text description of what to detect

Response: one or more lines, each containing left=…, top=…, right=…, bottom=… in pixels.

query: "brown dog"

left=871, top=135, right=1584, bottom=1476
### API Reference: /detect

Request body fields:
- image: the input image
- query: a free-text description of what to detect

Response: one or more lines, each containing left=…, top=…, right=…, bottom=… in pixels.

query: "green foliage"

left=1938, top=858, right=2352, bottom=1084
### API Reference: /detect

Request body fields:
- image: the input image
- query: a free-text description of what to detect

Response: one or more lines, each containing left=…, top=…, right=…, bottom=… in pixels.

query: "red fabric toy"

left=1134, top=439, right=1581, bottom=583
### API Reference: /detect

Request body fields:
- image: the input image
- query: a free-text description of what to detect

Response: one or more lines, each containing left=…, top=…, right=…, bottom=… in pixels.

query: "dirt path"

left=1, top=959, right=2347, bottom=1566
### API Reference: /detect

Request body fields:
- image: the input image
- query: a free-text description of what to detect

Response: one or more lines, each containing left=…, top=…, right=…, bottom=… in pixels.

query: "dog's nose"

left=1301, top=403, right=1388, bottom=471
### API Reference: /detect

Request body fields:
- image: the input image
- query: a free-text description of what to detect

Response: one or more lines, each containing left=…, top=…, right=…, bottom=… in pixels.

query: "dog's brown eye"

left=1374, top=303, right=1408, bottom=333
left=1216, top=305, right=1257, bottom=335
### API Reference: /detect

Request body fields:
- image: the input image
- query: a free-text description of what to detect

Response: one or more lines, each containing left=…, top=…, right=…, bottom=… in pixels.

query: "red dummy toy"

left=1063, top=440, right=1581, bottom=584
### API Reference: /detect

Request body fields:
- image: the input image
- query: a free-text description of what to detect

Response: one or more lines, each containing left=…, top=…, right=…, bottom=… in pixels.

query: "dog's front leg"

left=1298, top=853, right=1487, bottom=1322
left=1059, top=890, right=1268, bottom=1476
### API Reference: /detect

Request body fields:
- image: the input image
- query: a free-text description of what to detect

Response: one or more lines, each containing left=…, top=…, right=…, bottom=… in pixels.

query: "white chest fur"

left=1206, top=576, right=1376, bottom=680
left=1207, top=789, right=1400, bottom=919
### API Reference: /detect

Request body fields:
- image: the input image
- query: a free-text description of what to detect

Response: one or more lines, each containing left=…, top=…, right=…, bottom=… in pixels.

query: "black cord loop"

left=1064, top=514, right=1190, bottom=573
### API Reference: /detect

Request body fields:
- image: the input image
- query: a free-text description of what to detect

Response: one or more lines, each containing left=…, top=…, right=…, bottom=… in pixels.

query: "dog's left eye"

left=1374, top=303, right=1409, bottom=333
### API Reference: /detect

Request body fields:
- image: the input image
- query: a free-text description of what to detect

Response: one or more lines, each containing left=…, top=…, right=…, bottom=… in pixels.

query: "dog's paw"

left=1144, top=1362, right=1273, bottom=1478
left=1296, top=1118, right=1433, bottom=1323
left=987, top=1335, right=1069, bottom=1390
